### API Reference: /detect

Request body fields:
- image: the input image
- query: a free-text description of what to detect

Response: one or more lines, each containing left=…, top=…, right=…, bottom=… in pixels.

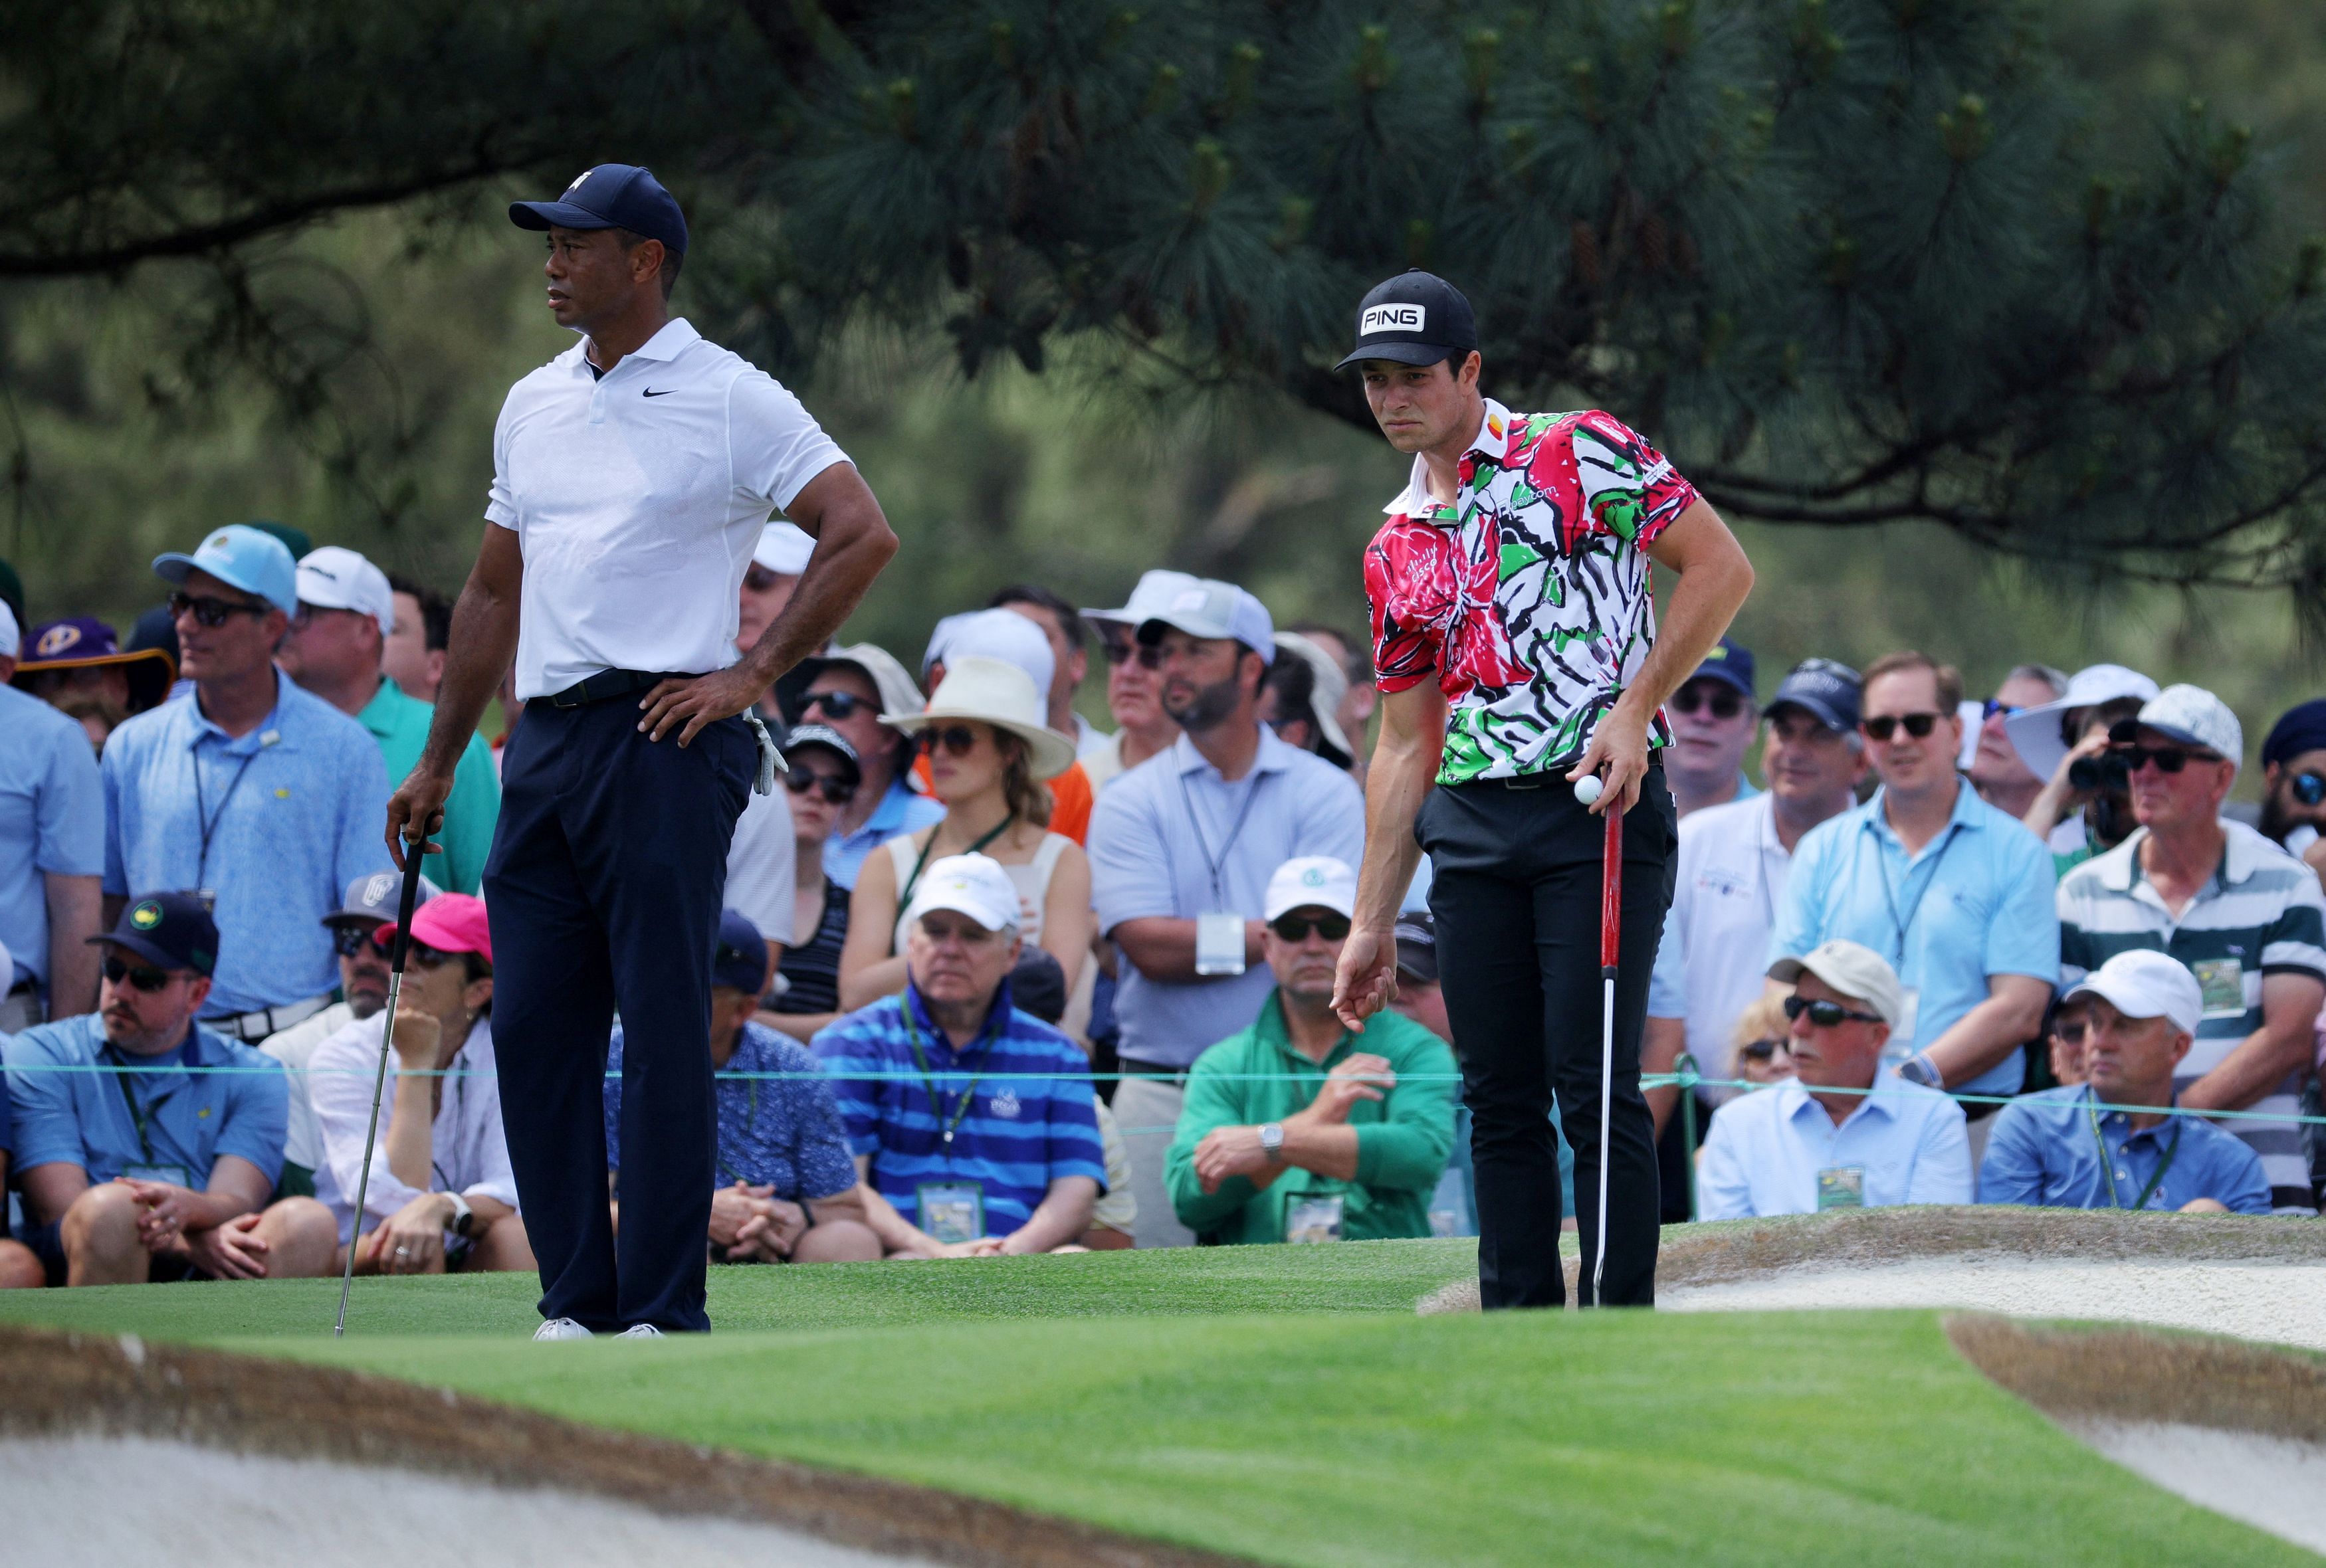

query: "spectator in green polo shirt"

left=1166, top=856, right=1456, bottom=1244
left=278, top=546, right=500, bottom=892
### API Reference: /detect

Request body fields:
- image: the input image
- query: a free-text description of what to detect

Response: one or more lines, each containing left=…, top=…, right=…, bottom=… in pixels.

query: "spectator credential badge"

left=1816, top=1167, right=1865, bottom=1210
left=917, top=1181, right=984, bottom=1245
left=1286, top=1193, right=1346, bottom=1242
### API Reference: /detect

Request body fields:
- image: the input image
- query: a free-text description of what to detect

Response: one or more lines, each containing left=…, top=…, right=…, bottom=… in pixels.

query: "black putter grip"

left=387, top=835, right=431, bottom=971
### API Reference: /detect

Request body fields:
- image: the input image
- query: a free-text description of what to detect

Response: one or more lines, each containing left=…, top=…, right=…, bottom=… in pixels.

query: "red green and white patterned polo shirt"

left=1364, top=399, right=1700, bottom=784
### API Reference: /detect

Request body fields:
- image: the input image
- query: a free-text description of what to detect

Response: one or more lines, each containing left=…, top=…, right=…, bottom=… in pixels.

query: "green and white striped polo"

left=2057, top=821, right=2326, bottom=1211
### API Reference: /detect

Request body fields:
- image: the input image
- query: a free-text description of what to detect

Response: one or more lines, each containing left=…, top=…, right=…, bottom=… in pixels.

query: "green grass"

left=0, top=1244, right=2305, bottom=1566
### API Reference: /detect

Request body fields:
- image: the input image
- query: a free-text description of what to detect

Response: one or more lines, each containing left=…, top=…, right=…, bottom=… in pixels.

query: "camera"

left=2067, top=753, right=2131, bottom=793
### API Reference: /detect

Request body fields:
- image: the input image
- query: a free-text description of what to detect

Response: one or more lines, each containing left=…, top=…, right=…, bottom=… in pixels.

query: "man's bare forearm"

left=739, top=466, right=898, bottom=688
left=2182, top=981, right=2324, bottom=1112
left=1352, top=689, right=1443, bottom=933
left=1001, top=1176, right=1098, bottom=1254
left=419, top=527, right=523, bottom=778
left=45, top=872, right=102, bottom=1019
left=1622, top=500, right=1756, bottom=726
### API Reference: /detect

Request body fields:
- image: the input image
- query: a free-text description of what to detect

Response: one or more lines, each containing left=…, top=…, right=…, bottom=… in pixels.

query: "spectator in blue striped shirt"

left=813, top=854, right=1105, bottom=1256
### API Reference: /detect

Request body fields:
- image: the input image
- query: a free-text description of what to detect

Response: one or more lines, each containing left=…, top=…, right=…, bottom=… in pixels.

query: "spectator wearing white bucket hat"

left=1978, top=949, right=2269, bottom=1213
left=2010, top=664, right=2161, bottom=872
left=1259, top=633, right=1356, bottom=773
left=2056, top=684, right=2326, bottom=1212
left=1697, top=939, right=1971, bottom=1220
left=837, top=656, right=1093, bottom=1017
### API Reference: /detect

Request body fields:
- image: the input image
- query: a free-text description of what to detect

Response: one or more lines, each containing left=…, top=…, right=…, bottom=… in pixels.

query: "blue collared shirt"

left=1771, top=780, right=2059, bottom=1096
left=813, top=982, right=1106, bottom=1238
left=1977, top=1084, right=2270, bottom=1214
left=1087, top=726, right=1366, bottom=1068
left=100, top=671, right=393, bottom=1015
left=0, top=685, right=104, bottom=992
left=605, top=1022, right=858, bottom=1203
left=1697, top=1074, right=1972, bottom=1219
left=3, top=1011, right=287, bottom=1187
left=823, top=777, right=945, bottom=892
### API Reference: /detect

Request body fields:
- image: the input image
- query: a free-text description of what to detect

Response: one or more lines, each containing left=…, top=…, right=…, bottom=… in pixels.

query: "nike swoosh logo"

left=643, top=387, right=677, bottom=397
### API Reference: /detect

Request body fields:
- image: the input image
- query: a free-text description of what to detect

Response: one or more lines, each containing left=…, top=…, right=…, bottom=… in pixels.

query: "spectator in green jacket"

left=1165, top=856, right=1456, bottom=1244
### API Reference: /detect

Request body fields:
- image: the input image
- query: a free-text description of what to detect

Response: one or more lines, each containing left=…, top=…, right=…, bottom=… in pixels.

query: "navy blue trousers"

left=483, top=698, right=753, bottom=1332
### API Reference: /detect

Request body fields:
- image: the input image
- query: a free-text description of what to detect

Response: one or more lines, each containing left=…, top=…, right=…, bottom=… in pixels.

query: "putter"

left=332, top=831, right=433, bottom=1338
left=1592, top=790, right=1624, bottom=1308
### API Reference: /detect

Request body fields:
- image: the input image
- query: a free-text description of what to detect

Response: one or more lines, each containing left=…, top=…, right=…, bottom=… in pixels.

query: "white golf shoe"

left=533, top=1318, right=593, bottom=1342
left=615, top=1323, right=664, bottom=1339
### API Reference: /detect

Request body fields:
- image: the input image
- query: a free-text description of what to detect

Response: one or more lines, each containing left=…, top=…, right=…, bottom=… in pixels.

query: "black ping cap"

left=1334, top=270, right=1478, bottom=371
left=510, top=163, right=688, bottom=257
left=1763, top=658, right=1863, bottom=734
left=92, top=891, right=219, bottom=977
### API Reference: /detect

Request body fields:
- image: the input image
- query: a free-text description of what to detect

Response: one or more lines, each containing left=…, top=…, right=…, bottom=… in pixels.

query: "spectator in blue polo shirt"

left=0, top=599, right=105, bottom=1030
left=607, top=910, right=878, bottom=1264
left=3, top=893, right=338, bottom=1286
left=0, top=961, right=47, bottom=1286
left=815, top=854, right=1105, bottom=1256
left=1771, top=651, right=2057, bottom=1138
left=1981, top=950, right=2270, bottom=1213
left=100, top=526, right=393, bottom=1043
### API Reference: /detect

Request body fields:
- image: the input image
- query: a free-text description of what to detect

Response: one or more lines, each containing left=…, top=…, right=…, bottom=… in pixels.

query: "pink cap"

left=379, top=892, right=492, bottom=964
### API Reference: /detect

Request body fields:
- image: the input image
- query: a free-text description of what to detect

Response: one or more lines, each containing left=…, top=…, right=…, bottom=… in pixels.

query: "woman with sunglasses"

left=838, top=658, right=1093, bottom=1019
left=762, top=724, right=862, bottom=1043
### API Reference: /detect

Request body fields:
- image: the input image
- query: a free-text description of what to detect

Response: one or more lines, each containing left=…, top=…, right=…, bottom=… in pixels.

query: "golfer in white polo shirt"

left=385, top=163, right=898, bottom=1337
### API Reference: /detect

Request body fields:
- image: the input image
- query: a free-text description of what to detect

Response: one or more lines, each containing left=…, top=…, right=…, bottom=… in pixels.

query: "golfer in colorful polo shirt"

left=1328, top=270, right=1755, bottom=1310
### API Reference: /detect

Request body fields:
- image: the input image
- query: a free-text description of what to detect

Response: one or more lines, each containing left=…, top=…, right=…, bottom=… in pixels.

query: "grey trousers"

left=1112, top=1074, right=1197, bottom=1249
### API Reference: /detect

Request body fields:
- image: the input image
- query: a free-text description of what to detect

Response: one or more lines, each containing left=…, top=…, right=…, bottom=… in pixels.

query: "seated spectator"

left=607, top=912, right=877, bottom=1264
left=1390, top=911, right=1451, bottom=1043
left=996, top=943, right=1137, bottom=1249
left=1699, top=940, right=1972, bottom=1219
left=922, top=605, right=1097, bottom=845
left=261, top=870, right=442, bottom=1197
left=1258, top=633, right=1355, bottom=771
left=0, top=991, right=47, bottom=1286
left=382, top=574, right=451, bottom=703
left=1728, top=994, right=1796, bottom=1088
left=1665, top=637, right=1760, bottom=818
left=766, top=724, right=859, bottom=1042
left=10, top=615, right=175, bottom=753
left=309, top=894, right=530, bottom=1274
left=840, top=658, right=1093, bottom=1015
left=1967, top=664, right=2069, bottom=821
left=0, top=600, right=105, bottom=1032
left=1164, top=857, right=1456, bottom=1244
left=2046, top=995, right=2091, bottom=1088
left=2008, top=664, right=2159, bottom=871
left=4, top=894, right=337, bottom=1284
left=814, top=854, right=1105, bottom=1257
left=1980, top=951, right=2269, bottom=1213
left=793, top=643, right=942, bottom=889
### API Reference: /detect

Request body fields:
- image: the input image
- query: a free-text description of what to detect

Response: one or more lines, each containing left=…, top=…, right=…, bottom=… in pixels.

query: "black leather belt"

left=544, top=669, right=683, bottom=709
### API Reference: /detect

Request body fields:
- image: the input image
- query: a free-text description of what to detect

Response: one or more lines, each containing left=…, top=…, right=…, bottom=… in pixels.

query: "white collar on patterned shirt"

left=1382, top=396, right=1515, bottom=518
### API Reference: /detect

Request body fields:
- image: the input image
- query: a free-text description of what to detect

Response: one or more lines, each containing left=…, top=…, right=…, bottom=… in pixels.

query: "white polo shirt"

left=1646, top=791, right=1792, bottom=1102
left=486, top=318, right=850, bottom=699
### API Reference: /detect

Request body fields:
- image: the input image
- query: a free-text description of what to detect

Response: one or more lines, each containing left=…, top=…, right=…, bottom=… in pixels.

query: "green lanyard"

left=2087, top=1089, right=2182, bottom=1211
left=105, top=1039, right=189, bottom=1165
left=900, top=993, right=999, bottom=1160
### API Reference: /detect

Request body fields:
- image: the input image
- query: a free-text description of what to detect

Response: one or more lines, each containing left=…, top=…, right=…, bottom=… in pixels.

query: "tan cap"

left=1768, top=939, right=1905, bottom=1027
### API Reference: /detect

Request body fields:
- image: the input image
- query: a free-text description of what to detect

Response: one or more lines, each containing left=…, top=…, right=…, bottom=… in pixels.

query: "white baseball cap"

left=752, top=522, right=815, bottom=575
left=904, top=852, right=1022, bottom=935
left=2064, top=949, right=2203, bottom=1038
left=2127, top=684, right=2243, bottom=773
left=1768, top=939, right=1905, bottom=1028
left=2004, top=663, right=2159, bottom=780
left=1270, top=632, right=1354, bottom=759
left=1090, top=572, right=1275, bottom=662
left=294, top=546, right=395, bottom=639
left=0, top=599, right=18, bottom=660
left=1264, top=856, right=1358, bottom=922
left=1083, top=569, right=1204, bottom=632
left=922, top=607, right=1055, bottom=697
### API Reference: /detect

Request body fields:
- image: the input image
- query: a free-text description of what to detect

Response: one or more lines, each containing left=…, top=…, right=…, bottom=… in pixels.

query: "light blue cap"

left=152, top=524, right=298, bottom=615
left=1128, top=575, right=1276, bottom=664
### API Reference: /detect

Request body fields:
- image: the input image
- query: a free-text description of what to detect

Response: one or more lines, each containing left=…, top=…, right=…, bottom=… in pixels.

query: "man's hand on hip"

left=638, top=666, right=768, bottom=745
left=384, top=766, right=454, bottom=868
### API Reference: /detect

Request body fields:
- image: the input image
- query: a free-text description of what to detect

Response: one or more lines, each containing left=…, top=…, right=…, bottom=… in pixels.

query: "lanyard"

left=105, top=1037, right=191, bottom=1165
left=899, top=815, right=1013, bottom=914
left=2088, top=1090, right=2182, bottom=1211
left=900, top=993, right=999, bottom=1159
left=191, top=733, right=267, bottom=890
left=1179, top=767, right=1268, bottom=908
left=1872, top=811, right=1962, bottom=965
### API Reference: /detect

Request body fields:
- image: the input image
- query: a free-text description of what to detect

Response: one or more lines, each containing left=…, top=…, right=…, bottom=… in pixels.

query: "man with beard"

left=2258, top=700, right=2326, bottom=871
left=1087, top=576, right=1364, bottom=1246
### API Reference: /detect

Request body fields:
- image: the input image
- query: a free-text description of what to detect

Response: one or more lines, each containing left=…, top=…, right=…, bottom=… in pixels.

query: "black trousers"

left=484, top=698, right=754, bottom=1333
left=1421, top=769, right=1675, bottom=1308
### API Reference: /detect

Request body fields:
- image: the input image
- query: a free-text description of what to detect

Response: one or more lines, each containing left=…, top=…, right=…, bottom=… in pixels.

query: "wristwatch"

left=1258, top=1123, right=1285, bottom=1161
left=443, top=1191, right=475, bottom=1238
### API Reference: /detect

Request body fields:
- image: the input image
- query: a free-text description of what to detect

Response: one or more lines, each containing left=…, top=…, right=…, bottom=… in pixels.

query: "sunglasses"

left=1783, top=995, right=1884, bottom=1028
left=332, top=925, right=394, bottom=959
left=2113, top=743, right=2221, bottom=775
left=1739, top=1037, right=1787, bottom=1062
left=1981, top=698, right=2025, bottom=722
left=102, top=955, right=180, bottom=993
left=169, top=591, right=270, bottom=629
left=784, top=769, right=859, bottom=805
left=1862, top=712, right=1942, bottom=741
left=1269, top=912, right=1352, bottom=943
left=916, top=725, right=983, bottom=757
left=2052, top=1018, right=2088, bottom=1046
left=803, top=690, right=873, bottom=722
left=406, top=942, right=461, bottom=970
left=2294, top=771, right=2326, bottom=808
left=1671, top=686, right=1746, bottom=720
left=1100, top=637, right=1139, bottom=668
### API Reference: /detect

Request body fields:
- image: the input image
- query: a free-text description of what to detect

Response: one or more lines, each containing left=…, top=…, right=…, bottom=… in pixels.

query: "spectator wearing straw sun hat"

left=920, top=605, right=1099, bottom=846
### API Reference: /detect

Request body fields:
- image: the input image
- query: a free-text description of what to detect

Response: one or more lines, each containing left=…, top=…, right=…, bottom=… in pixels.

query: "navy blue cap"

left=510, top=164, right=688, bottom=257
left=91, top=892, right=219, bottom=977
left=1008, top=948, right=1069, bottom=1026
left=712, top=909, right=770, bottom=995
left=1687, top=637, right=1756, bottom=699
left=1335, top=270, right=1479, bottom=371
left=1763, top=658, right=1863, bottom=734
left=2262, top=700, right=2326, bottom=769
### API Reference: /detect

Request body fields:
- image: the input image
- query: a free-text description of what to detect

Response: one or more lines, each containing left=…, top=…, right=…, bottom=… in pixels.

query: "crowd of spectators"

left=1, top=514, right=2323, bottom=1295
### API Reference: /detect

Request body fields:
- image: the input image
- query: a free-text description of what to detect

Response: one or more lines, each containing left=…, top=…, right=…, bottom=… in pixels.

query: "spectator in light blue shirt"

left=1770, top=652, right=2057, bottom=1112
left=793, top=643, right=944, bottom=890
left=100, top=526, right=391, bottom=1038
left=1700, top=939, right=1970, bottom=1219
left=1980, top=949, right=2270, bottom=1213
left=0, top=599, right=106, bottom=1030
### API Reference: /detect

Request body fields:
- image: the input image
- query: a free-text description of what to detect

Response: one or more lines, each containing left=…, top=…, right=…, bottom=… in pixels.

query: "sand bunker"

left=2065, top=1421, right=2326, bottom=1555
left=4, top=1434, right=928, bottom=1568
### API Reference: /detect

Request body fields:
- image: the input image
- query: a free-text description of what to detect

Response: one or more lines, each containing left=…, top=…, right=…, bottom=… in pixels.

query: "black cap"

left=510, top=163, right=688, bottom=257
left=780, top=722, right=862, bottom=782
left=1008, top=948, right=1069, bottom=1026
left=1762, top=658, right=1863, bottom=734
left=1333, top=270, right=1478, bottom=371
left=1394, top=911, right=1438, bottom=983
left=91, top=892, right=219, bottom=977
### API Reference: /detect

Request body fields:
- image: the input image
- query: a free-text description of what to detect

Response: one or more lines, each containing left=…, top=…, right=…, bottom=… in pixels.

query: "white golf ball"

left=1574, top=775, right=1604, bottom=806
